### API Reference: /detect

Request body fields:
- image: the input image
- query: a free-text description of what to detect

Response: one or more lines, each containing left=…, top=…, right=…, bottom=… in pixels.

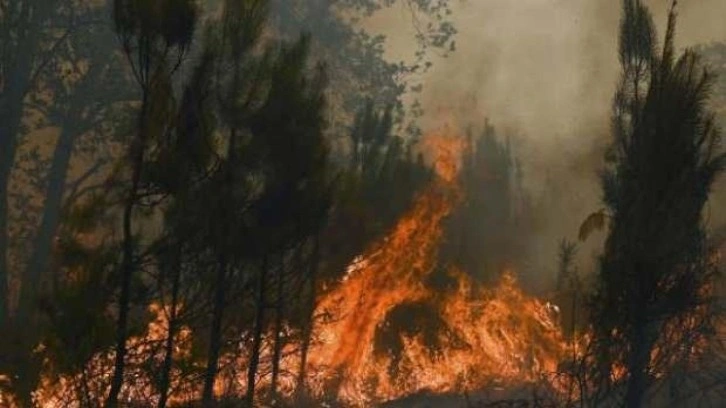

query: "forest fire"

left=4, top=130, right=714, bottom=407
left=305, top=268, right=568, bottom=404
left=2, top=0, right=725, bottom=406
left=7, top=132, right=570, bottom=407
left=301, top=132, right=568, bottom=403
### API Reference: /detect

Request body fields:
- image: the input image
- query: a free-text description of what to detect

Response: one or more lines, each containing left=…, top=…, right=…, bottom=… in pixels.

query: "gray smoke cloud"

left=365, top=0, right=726, bottom=286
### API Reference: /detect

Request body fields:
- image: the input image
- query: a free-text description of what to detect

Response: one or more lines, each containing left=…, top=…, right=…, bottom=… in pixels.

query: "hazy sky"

left=371, top=0, right=726, bottom=173
left=364, top=0, right=726, bottom=285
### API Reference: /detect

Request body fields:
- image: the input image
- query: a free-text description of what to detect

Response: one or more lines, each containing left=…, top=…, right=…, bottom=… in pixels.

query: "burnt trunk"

left=0, top=76, right=29, bottom=326
left=246, top=255, right=268, bottom=406
left=0, top=143, right=14, bottom=325
left=22, top=56, right=109, bottom=314
left=296, top=236, right=320, bottom=402
left=270, top=253, right=287, bottom=404
left=625, top=316, right=653, bottom=408
left=20, top=121, right=77, bottom=315
left=6, top=119, right=74, bottom=408
left=0, top=1, right=42, bottom=326
left=201, top=126, right=239, bottom=407
left=0, top=15, right=43, bottom=403
left=106, top=92, right=149, bottom=407
left=158, top=243, right=183, bottom=408
left=202, top=254, right=228, bottom=406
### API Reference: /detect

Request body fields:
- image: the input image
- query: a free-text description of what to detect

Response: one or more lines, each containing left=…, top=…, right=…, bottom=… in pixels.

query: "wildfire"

left=306, top=267, right=568, bottom=404
left=5, top=130, right=571, bottom=406
left=302, top=132, right=567, bottom=404
left=30, top=303, right=196, bottom=407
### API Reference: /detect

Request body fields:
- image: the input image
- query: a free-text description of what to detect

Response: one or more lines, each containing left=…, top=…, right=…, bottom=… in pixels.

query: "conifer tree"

left=107, top=0, right=197, bottom=405
left=589, top=2, right=726, bottom=406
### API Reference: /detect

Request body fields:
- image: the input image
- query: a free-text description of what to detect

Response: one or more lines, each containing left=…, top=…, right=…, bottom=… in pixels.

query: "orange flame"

left=299, top=131, right=567, bottom=404
left=4, top=130, right=572, bottom=407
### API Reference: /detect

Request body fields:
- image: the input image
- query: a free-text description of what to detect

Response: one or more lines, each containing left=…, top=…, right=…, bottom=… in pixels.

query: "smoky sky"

left=364, top=0, right=726, bottom=285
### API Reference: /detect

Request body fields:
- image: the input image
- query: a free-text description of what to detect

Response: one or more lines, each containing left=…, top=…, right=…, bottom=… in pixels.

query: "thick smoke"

left=365, top=0, right=726, bottom=287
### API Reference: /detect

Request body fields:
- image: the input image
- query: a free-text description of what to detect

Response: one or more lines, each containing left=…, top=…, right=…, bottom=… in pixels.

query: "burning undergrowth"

left=270, top=131, right=570, bottom=404
left=12, top=131, right=572, bottom=407
left=17, top=129, right=715, bottom=407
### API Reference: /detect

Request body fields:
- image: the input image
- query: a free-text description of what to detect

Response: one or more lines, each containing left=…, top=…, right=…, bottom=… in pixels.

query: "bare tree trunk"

left=202, top=126, right=239, bottom=407
left=0, top=78, right=28, bottom=326
left=246, top=255, right=268, bottom=407
left=202, top=254, right=228, bottom=406
left=20, top=122, right=77, bottom=316
left=106, top=92, right=149, bottom=407
left=625, top=317, right=654, bottom=408
left=0, top=0, right=43, bottom=327
left=158, top=243, right=182, bottom=408
left=0, top=23, right=42, bottom=404
left=23, top=56, right=109, bottom=316
left=296, top=236, right=319, bottom=402
left=0, top=142, right=15, bottom=326
left=270, top=252, right=288, bottom=404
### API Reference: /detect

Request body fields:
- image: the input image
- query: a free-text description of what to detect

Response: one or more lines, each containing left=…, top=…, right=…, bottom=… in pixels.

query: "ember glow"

left=11, top=132, right=571, bottom=406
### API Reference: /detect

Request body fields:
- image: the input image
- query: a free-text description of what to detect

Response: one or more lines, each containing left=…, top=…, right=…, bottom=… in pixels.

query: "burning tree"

left=586, top=1, right=726, bottom=406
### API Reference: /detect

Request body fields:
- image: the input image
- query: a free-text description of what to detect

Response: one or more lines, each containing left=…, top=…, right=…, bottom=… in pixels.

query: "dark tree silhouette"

left=146, top=42, right=217, bottom=408
left=588, top=2, right=726, bottom=406
left=20, top=3, right=133, bottom=326
left=440, top=121, right=528, bottom=284
left=0, top=0, right=78, bottom=326
left=107, top=0, right=197, bottom=405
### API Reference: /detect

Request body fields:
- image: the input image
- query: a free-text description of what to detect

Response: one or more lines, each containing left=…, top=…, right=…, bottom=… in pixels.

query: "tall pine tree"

left=589, top=2, right=726, bottom=406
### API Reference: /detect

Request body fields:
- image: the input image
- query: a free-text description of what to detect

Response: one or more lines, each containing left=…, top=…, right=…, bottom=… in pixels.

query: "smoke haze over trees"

left=1, top=0, right=726, bottom=407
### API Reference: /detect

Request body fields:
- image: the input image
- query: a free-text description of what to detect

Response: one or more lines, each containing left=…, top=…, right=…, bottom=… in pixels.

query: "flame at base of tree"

left=0, top=131, right=714, bottom=407
left=302, top=130, right=566, bottom=398
left=304, top=268, right=569, bottom=405
left=280, top=131, right=567, bottom=404
left=0, top=132, right=601, bottom=407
